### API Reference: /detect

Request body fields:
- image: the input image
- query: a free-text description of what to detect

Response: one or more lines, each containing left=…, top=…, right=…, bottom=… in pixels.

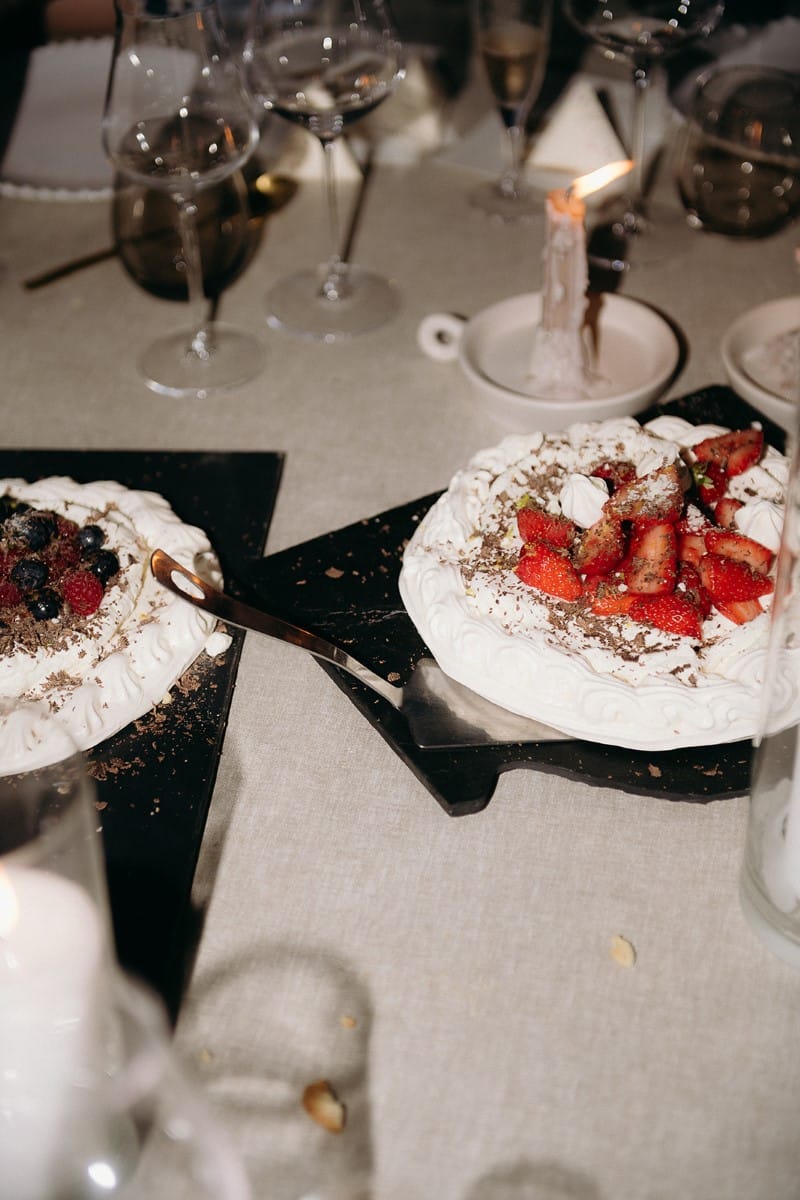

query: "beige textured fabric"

left=2, top=90, right=800, bottom=1200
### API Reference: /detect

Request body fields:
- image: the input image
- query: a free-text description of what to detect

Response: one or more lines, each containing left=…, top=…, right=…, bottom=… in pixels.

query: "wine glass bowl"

left=471, top=0, right=553, bottom=222
left=244, top=0, right=405, bottom=341
left=563, top=0, right=725, bottom=246
left=113, top=166, right=257, bottom=303
left=674, top=65, right=800, bottom=238
left=102, top=0, right=264, bottom=398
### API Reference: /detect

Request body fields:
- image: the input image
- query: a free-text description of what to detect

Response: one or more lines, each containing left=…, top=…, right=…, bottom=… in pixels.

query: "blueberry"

left=7, top=511, right=57, bottom=551
left=26, top=588, right=61, bottom=620
left=0, top=496, right=29, bottom=522
left=78, top=524, right=106, bottom=553
left=10, top=558, right=48, bottom=593
left=87, top=550, right=119, bottom=584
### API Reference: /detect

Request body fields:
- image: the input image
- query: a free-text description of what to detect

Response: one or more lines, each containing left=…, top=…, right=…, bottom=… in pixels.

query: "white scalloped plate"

left=0, top=38, right=113, bottom=200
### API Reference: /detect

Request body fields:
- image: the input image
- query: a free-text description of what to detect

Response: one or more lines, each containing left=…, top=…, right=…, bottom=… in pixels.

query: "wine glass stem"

left=501, top=123, right=526, bottom=197
left=175, top=194, right=212, bottom=360
left=629, top=62, right=650, bottom=214
left=319, top=137, right=347, bottom=302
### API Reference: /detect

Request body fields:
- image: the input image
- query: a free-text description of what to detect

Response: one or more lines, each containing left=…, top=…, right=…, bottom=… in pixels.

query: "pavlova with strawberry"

left=399, top=414, right=794, bottom=751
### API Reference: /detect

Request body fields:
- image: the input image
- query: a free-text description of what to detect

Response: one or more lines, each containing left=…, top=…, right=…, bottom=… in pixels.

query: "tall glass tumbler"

left=0, top=705, right=113, bottom=1200
left=740, top=417, right=800, bottom=968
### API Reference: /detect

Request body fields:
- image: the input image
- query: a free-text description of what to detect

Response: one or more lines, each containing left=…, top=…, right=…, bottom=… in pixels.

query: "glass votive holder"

left=740, top=427, right=800, bottom=967
left=674, top=65, right=800, bottom=238
left=0, top=704, right=114, bottom=1200
left=60, top=971, right=252, bottom=1200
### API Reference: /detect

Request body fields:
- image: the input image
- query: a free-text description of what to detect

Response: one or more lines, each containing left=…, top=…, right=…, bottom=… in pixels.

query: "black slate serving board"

left=0, top=449, right=283, bottom=1015
left=243, top=387, right=783, bottom=818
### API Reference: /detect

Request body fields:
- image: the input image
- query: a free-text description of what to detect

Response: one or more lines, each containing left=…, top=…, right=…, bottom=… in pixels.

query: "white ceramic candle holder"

left=417, top=291, right=681, bottom=433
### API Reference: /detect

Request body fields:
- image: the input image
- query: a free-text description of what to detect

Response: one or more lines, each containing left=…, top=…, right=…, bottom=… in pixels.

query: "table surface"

left=2, top=47, right=800, bottom=1200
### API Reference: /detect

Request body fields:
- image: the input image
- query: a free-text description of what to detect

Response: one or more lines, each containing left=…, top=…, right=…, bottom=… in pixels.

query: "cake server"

left=151, top=549, right=571, bottom=749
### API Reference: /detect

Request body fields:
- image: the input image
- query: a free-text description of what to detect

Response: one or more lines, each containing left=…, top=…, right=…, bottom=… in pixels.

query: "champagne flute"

left=102, top=0, right=264, bottom=399
left=471, top=0, right=553, bottom=222
left=244, top=0, right=405, bottom=342
left=563, top=0, right=725, bottom=245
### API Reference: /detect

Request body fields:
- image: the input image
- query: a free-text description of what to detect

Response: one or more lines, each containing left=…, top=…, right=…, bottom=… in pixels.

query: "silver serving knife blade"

left=150, top=550, right=570, bottom=749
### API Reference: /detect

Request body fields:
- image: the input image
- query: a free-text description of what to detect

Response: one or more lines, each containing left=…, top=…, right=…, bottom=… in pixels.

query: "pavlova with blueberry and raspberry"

left=399, top=414, right=798, bottom=751
left=0, top=477, right=229, bottom=774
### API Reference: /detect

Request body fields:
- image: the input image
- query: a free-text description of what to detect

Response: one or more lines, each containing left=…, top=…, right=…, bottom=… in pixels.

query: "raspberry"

left=56, top=516, right=80, bottom=540
left=0, top=548, right=23, bottom=581
left=61, top=570, right=105, bottom=616
left=45, top=540, right=82, bottom=577
left=0, top=581, right=22, bottom=609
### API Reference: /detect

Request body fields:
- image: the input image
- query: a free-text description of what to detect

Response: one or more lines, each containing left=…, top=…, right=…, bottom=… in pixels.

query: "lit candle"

left=0, top=866, right=106, bottom=1199
left=527, top=160, right=632, bottom=399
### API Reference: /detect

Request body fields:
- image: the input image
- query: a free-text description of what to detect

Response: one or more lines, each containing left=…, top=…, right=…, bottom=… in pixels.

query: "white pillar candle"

left=526, top=186, right=590, bottom=398
left=0, top=866, right=105, bottom=1200
left=527, top=160, right=632, bottom=399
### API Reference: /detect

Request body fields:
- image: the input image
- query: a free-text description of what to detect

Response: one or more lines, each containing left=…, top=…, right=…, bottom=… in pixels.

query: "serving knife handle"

left=150, top=549, right=402, bottom=707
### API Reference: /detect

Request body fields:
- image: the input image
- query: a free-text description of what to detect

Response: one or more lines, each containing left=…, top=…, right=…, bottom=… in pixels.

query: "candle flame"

left=571, top=160, right=633, bottom=200
left=0, top=865, right=18, bottom=938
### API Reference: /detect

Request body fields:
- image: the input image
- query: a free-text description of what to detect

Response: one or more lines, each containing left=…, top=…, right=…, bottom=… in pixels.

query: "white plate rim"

left=721, top=296, right=800, bottom=426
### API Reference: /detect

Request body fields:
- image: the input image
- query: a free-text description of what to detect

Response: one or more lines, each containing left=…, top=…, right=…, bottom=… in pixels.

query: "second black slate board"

left=0, top=449, right=283, bottom=1013
left=242, top=387, right=781, bottom=817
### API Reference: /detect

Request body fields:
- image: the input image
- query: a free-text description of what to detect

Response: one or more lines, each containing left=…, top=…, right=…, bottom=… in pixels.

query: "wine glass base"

left=469, top=177, right=542, bottom=223
left=138, top=325, right=264, bottom=399
left=265, top=264, right=400, bottom=343
left=587, top=196, right=691, bottom=271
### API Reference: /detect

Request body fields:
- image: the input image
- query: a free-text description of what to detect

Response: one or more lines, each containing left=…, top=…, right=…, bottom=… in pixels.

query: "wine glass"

left=563, top=0, right=725, bottom=246
left=674, top=65, right=800, bottom=238
left=470, top=0, right=553, bottom=222
left=102, top=0, right=265, bottom=399
left=244, top=0, right=405, bottom=342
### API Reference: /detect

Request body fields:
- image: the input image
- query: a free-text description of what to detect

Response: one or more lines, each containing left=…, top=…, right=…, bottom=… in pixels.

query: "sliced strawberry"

left=573, top=515, right=626, bottom=577
left=629, top=593, right=703, bottom=640
left=590, top=459, right=636, bottom=489
left=714, top=496, right=744, bottom=529
left=693, top=428, right=764, bottom=478
left=587, top=578, right=635, bottom=616
left=698, top=553, right=774, bottom=603
left=715, top=598, right=764, bottom=625
left=676, top=562, right=712, bottom=618
left=605, top=463, right=684, bottom=526
left=705, top=529, right=774, bottom=575
left=622, top=522, right=677, bottom=595
left=692, top=460, right=727, bottom=506
left=515, top=540, right=582, bottom=601
left=677, top=528, right=708, bottom=566
left=517, top=504, right=576, bottom=549
left=676, top=505, right=713, bottom=565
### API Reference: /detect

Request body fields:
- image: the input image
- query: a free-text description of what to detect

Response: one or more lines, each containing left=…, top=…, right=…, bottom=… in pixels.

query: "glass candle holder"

left=0, top=704, right=114, bottom=1199
left=740, top=420, right=800, bottom=967
left=59, top=971, right=252, bottom=1200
